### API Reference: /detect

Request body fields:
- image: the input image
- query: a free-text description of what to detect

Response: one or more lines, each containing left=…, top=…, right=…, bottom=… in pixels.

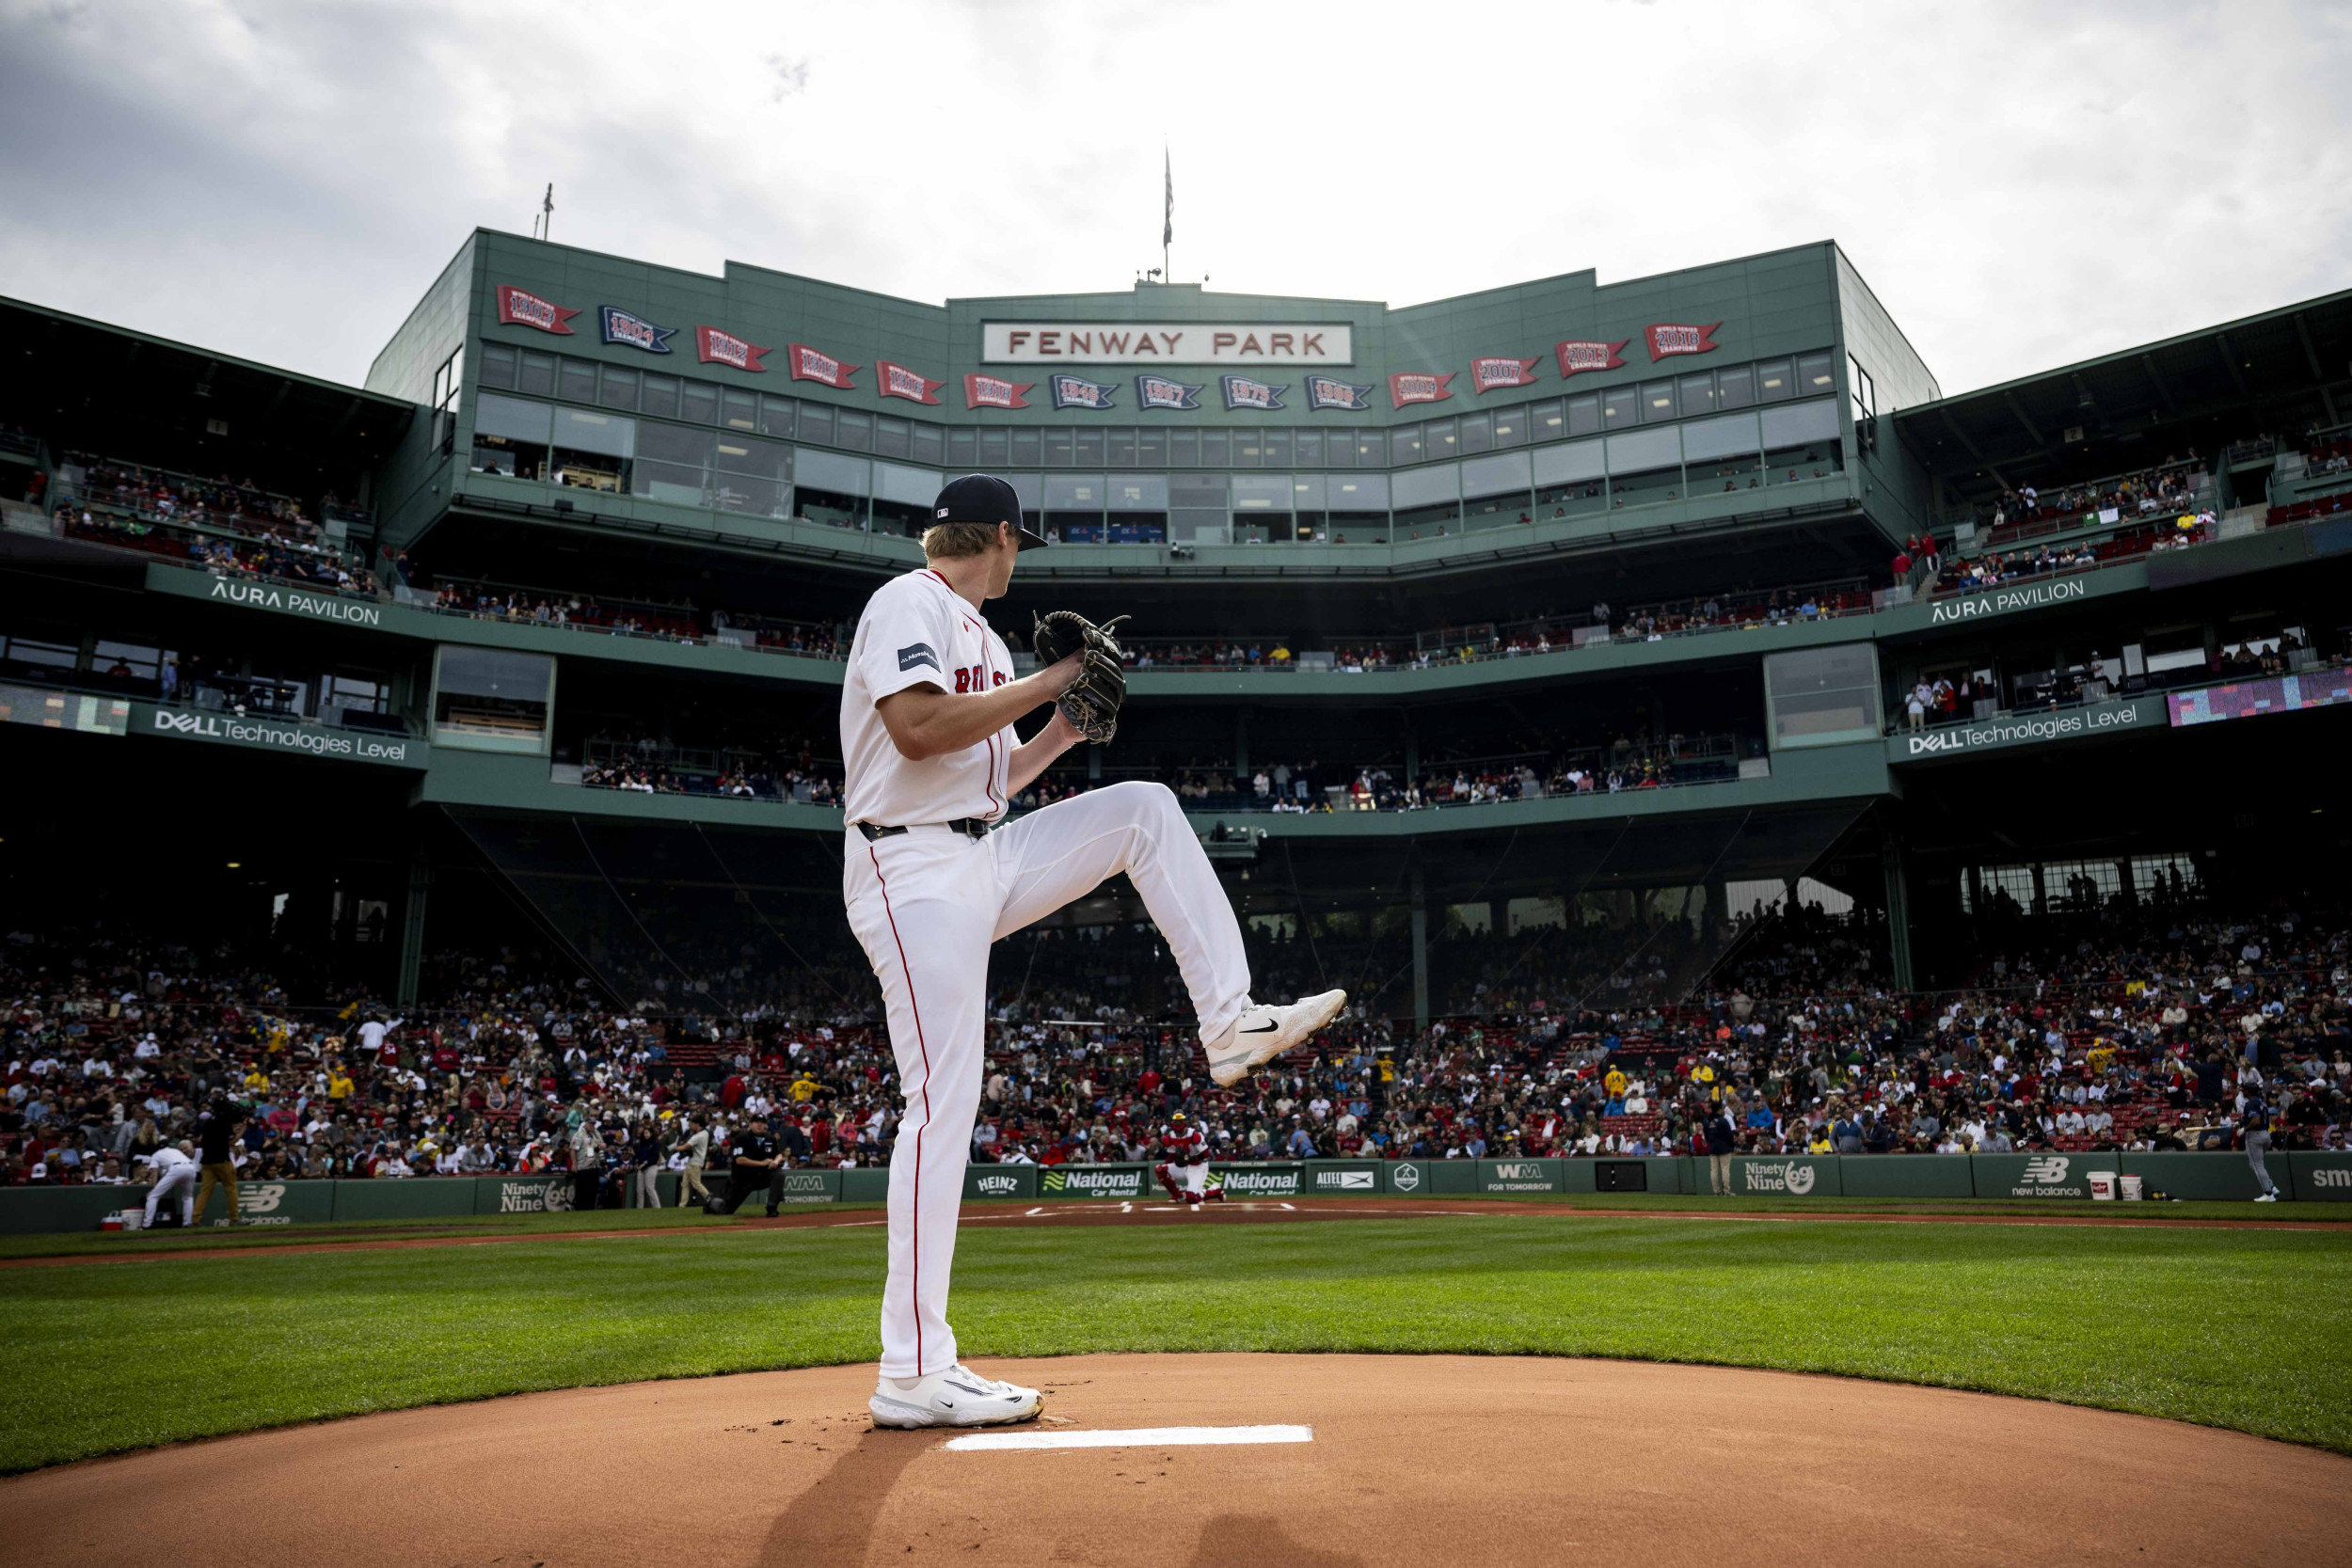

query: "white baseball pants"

left=145, top=1164, right=196, bottom=1227
left=843, top=781, right=1250, bottom=1378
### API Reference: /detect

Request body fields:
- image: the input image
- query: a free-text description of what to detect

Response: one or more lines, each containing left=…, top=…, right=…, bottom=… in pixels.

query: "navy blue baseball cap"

left=932, top=473, right=1049, bottom=549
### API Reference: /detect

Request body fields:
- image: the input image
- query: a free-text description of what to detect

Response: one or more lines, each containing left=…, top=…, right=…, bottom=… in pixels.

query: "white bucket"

left=2088, top=1170, right=2118, bottom=1200
left=2118, top=1174, right=2144, bottom=1201
left=118, top=1208, right=144, bottom=1230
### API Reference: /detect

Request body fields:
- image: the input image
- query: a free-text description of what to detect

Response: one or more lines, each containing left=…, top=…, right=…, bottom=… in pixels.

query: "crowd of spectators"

left=50, top=455, right=382, bottom=596
left=1123, top=584, right=1873, bottom=676
left=1021, top=735, right=1746, bottom=818
left=2296, top=424, right=2351, bottom=481
left=12, top=887, right=2339, bottom=1202
left=1980, top=459, right=2210, bottom=536
left=577, top=733, right=843, bottom=805
left=413, top=573, right=851, bottom=661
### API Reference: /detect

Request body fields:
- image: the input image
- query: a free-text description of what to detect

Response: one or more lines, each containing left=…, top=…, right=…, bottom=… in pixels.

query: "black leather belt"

left=857, top=818, right=991, bottom=842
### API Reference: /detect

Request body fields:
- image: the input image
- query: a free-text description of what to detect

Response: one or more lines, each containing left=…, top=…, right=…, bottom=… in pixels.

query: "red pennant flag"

left=495, top=285, right=580, bottom=335
left=1470, top=356, right=1541, bottom=393
left=785, top=341, right=858, bottom=388
left=1644, top=323, right=1721, bottom=361
left=877, top=361, right=946, bottom=404
left=1553, top=340, right=1629, bottom=379
left=1389, top=371, right=1454, bottom=408
left=694, top=326, right=772, bottom=372
left=963, top=372, right=1034, bottom=410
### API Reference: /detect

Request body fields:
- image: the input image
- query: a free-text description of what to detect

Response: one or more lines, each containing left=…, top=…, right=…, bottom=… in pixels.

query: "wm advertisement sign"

left=1478, top=1159, right=1563, bottom=1194
left=1041, top=1166, right=1148, bottom=1198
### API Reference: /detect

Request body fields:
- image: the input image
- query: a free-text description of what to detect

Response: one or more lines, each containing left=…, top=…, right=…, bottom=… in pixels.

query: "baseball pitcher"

left=843, top=474, right=1344, bottom=1429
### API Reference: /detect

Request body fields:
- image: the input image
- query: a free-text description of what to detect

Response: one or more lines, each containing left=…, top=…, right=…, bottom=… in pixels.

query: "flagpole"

left=1162, top=147, right=1171, bottom=284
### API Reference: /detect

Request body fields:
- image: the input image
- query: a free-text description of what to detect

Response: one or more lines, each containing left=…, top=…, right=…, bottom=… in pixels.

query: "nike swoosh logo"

left=1240, top=1022, right=1279, bottom=1034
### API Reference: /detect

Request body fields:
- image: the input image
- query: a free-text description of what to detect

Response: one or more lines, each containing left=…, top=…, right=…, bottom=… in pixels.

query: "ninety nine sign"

left=983, top=323, right=1352, bottom=364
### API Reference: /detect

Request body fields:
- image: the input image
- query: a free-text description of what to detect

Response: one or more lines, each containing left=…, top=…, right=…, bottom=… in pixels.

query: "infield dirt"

left=3, top=1353, right=2344, bottom=1566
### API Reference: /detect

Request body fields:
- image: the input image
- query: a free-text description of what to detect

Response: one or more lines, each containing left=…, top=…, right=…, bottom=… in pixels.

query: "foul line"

left=944, top=1424, right=1311, bottom=1452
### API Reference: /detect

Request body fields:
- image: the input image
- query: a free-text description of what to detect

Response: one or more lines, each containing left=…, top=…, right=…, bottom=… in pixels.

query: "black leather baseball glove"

left=1030, top=610, right=1131, bottom=743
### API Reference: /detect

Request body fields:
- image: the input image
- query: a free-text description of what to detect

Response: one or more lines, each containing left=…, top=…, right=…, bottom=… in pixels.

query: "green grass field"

left=4, top=1203, right=2348, bottom=1475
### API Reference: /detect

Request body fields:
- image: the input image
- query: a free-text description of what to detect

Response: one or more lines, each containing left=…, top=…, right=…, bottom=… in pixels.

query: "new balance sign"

left=228, top=1183, right=294, bottom=1226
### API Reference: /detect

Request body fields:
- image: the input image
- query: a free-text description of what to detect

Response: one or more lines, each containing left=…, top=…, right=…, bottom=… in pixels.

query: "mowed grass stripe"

left=0, top=1214, right=2344, bottom=1474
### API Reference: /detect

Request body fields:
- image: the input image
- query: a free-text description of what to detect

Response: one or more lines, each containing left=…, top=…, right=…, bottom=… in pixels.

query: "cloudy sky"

left=2, top=0, right=2344, bottom=396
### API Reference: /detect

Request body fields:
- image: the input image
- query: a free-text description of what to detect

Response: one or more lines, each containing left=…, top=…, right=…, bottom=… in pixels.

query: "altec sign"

left=983, top=324, right=1353, bottom=364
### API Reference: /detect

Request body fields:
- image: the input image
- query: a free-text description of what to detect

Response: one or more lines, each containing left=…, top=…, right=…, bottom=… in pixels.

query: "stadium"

left=5, top=214, right=2352, bottom=1562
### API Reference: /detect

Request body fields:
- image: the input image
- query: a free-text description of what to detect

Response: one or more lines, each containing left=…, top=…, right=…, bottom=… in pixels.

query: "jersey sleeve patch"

left=898, top=641, right=941, bottom=673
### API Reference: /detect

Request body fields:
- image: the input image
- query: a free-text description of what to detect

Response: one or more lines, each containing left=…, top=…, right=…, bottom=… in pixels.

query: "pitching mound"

left=3, top=1354, right=2342, bottom=1565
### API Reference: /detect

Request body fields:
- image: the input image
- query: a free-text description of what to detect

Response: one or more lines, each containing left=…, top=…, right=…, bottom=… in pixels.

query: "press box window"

left=1763, top=644, right=1883, bottom=750
left=430, top=646, right=554, bottom=755
left=430, top=345, right=464, bottom=455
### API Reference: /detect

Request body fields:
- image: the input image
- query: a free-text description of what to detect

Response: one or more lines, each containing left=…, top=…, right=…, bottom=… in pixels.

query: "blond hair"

left=921, top=520, right=1003, bottom=559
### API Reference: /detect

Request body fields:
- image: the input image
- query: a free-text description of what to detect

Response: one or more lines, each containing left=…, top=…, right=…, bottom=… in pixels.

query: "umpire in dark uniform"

left=716, top=1112, right=785, bottom=1216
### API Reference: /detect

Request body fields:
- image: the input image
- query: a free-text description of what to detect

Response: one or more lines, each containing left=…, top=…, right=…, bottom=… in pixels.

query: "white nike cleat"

left=1205, top=989, right=1347, bottom=1086
left=868, top=1364, right=1043, bottom=1429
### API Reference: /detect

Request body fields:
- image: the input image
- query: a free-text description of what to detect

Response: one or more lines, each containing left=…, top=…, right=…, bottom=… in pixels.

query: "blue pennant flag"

left=1220, top=374, right=1287, bottom=412
left=598, top=306, right=675, bottom=354
left=1303, top=375, right=1375, bottom=411
left=1050, top=373, right=1120, bottom=410
left=1136, top=374, right=1204, bottom=411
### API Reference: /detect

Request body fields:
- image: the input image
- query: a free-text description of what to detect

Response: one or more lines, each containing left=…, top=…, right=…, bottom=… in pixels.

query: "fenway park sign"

left=983, top=323, right=1353, bottom=364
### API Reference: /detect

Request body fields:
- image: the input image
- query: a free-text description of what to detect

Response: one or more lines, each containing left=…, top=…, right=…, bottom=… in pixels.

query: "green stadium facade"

left=3, top=230, right=2349, bottom=1019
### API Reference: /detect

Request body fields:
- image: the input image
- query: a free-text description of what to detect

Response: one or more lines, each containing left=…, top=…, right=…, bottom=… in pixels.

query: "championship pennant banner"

left=1136, top=375, right=1203, bottom=411
left=1390, top=371, right=1454, bottom=409
left=598, top=306, right=675, bottom=354
left=496, top=285, right=578, bottom=335
left=1220, top=375, right=1286, bottom=412
left=784, top=341, right=853, bottom=386
left=963, top=372, right=1033, bottom=410
left=1645, top=323, right=1721, bottom=361
left=1050, top=373, right=1120, bottom=410
left=876, top=361, right=945, bottom=404
left=1304, top=375, right=1375, bottom=411
left=698, top=327, right=772, bottom=373
left=1553, top=340, right=1628, bottom=379
left=1470, top=356, right=1540, bottom=393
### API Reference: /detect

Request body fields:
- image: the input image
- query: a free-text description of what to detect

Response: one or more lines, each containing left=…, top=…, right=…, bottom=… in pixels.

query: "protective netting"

left=449, top=800, right=1873, bottom=1027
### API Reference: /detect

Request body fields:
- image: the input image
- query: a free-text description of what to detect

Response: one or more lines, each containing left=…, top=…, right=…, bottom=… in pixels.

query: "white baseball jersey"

left=841, top=568, right=1018, bottom=827
left=1166, top=1123, right=1207, bottom=1164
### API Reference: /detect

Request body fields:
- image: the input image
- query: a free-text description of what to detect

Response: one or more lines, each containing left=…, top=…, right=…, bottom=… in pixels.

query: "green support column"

left=1410, top=869, right=1429, bottom=1033
left=1234, top=710, right=1249, bottom=781
left=397, top=855, right=431, bottom=1006
left=1881, top=839, right=1915, bottom=993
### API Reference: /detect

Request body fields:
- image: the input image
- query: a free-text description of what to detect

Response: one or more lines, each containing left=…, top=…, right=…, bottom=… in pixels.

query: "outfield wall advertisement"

left=5, top=1153, right=2342, bottom=1232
